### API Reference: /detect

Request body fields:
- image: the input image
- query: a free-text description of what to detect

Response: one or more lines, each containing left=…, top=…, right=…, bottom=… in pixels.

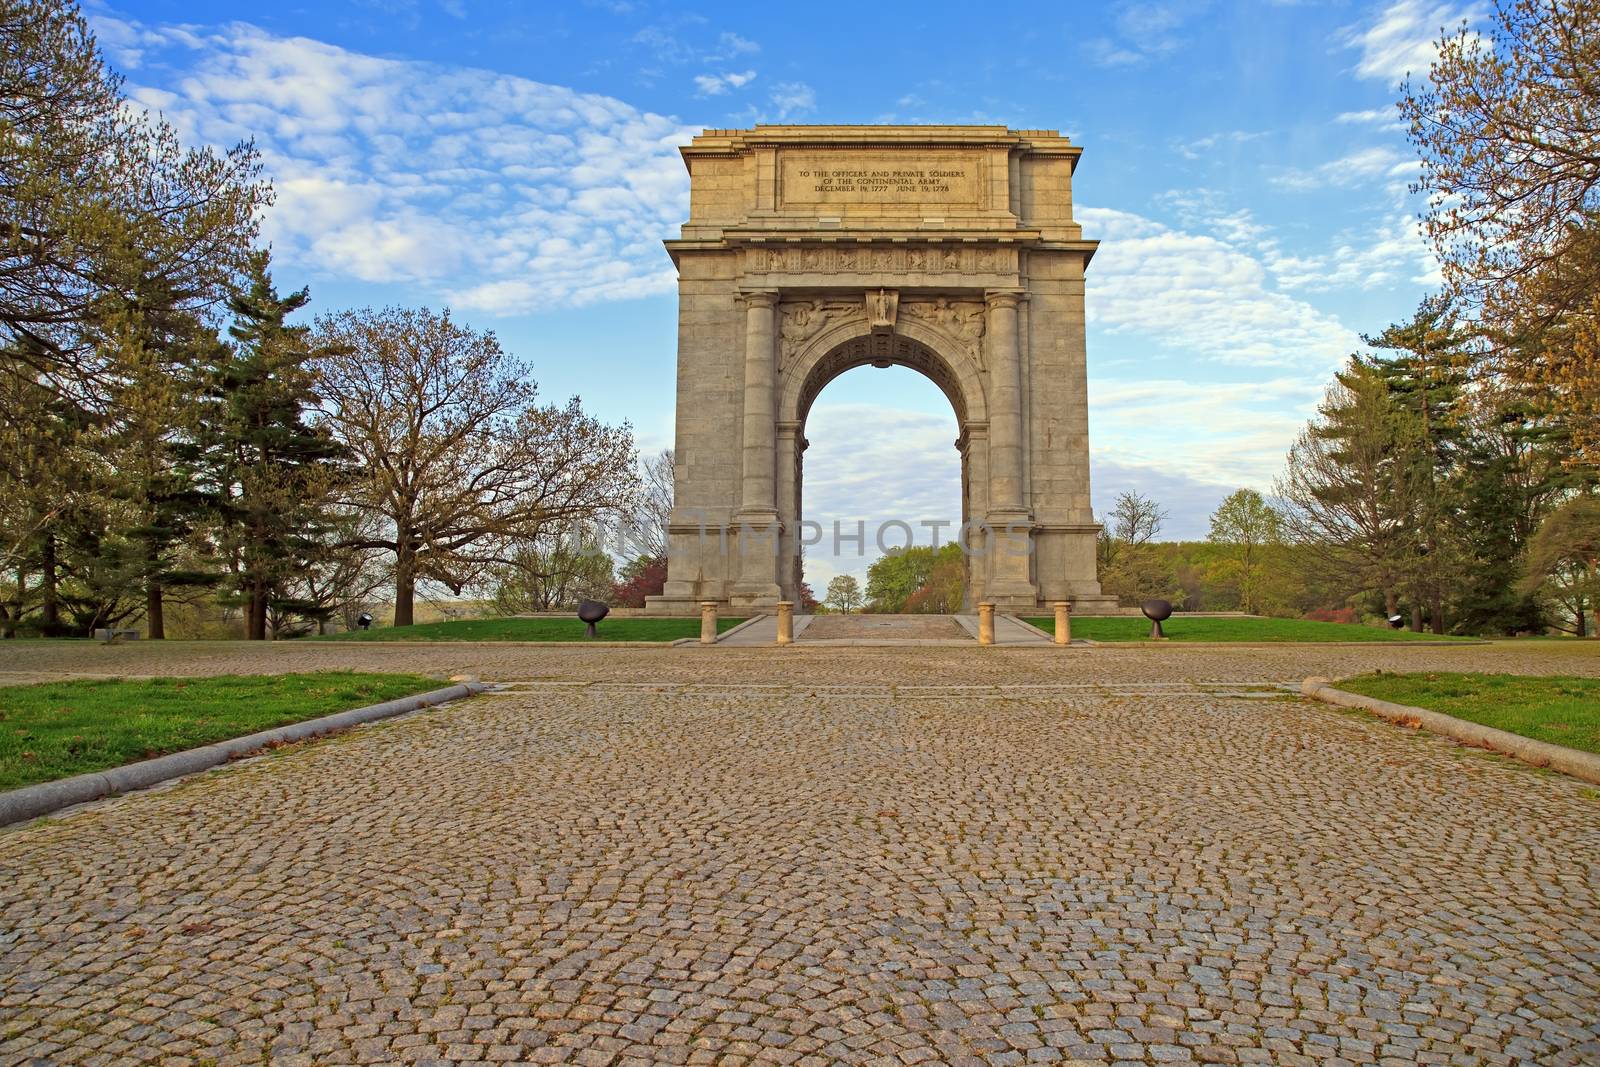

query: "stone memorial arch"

left=646, top=126, right=1117, bottom=615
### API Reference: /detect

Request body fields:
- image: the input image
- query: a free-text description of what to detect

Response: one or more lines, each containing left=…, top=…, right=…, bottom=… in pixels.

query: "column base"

left=728, top=588, right=782, bottom=613
left=644, top=595, right=713, bottom=617
left=1066, top=594, right=1121, bottom=616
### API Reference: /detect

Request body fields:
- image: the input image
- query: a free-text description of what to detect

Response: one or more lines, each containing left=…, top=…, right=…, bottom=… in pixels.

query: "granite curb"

left=0, top=680, right=492, bottom=828
left=1302, top=676, right=1600, bottom=785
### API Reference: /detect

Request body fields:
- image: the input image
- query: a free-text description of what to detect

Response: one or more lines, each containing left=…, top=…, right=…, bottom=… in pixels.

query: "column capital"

left=738, top=288, right=781, bottom=309
left=984, top=289, right=1025, bottom=310
left=775, top=420, right=803, bottom=438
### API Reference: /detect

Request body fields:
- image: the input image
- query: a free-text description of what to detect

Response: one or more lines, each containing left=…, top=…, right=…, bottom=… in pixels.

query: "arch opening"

left=780, top=333, right=978, bottom=613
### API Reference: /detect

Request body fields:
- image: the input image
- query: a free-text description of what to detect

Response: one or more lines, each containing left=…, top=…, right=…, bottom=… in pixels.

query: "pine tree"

left=210, top=252, right=345, bottom=640
left=90, top=259, right=227, bottom=638
left=1365, top=301, right=1472, bottom=632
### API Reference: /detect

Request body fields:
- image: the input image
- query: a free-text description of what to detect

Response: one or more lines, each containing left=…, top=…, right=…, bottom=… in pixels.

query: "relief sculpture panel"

left=900, top=298, right=987, bottom=368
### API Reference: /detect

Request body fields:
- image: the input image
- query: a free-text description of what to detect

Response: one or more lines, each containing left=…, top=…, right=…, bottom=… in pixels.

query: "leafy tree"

left=902, top=545, right=965, bottom=614
left=315, top=306, right=637, bottom=626
left=798, top=579, right=820, bottom=612
left=1278, top=358, right=1418, bottom=618
left=1098, top=491, right=1178, bottom=607
left=490, top=534, right=615, bottom=613
left=1207, top=489, right=1284, bottom=615
left=610, top=554, right=666, bottom=609
left=1522, top=495, right=1600, bottom=635
left=825, top=574, right=861, bottom=614
left=211, top=253, right=347, bottom=640
left=866, top=543, right=964, bottom=613
left=0, top=352, right=85, bottom=634
left=0, top=0, right=267, bottom=391
left=1401, top=0, right=1600, bottom=457
left=1402, top=0, right=1599, bottom=314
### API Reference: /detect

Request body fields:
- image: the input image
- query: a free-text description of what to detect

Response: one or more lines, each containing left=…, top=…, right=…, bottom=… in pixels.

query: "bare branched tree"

left=626, top=449, right=674, bottom=560
left=314, top=306, right=638, bottom=626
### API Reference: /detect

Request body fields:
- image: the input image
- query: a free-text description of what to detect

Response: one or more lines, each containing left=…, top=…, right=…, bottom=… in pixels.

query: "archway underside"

left=796, top=334, right=968, bottom=428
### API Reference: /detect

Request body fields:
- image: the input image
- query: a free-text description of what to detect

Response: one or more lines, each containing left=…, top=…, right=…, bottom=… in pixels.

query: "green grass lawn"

left=1022, top=615, right=1475, bottom=643
left=0, top=672, right=440, bottom=791
left=313, top=616, right=746, bottom=642
left=1336, top=672, right=1600, bottom=755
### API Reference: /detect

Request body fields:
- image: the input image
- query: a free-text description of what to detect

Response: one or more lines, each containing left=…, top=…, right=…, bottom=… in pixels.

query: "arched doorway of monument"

left=778, top=328, right=990, bottom=627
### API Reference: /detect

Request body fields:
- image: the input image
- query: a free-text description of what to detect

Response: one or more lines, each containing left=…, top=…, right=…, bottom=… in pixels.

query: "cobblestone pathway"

left=2, top=647, right=1598, bottom=1065
left=798, top=615, right=970, bottom=642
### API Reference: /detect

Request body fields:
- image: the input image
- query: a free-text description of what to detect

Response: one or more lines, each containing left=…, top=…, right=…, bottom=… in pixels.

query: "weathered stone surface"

left=1, top=641, right=1597, bottom=1064
left=651, top=126, right=1115, bottom=617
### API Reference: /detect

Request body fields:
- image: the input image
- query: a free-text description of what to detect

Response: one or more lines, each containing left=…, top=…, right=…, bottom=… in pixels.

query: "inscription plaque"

left=779, top=151, right=981, bottom=208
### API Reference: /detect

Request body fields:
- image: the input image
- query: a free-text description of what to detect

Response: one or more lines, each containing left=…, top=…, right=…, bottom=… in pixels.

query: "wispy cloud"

left=768, top=81, right=816, bottom=119
left=98, top=14, right=695, bottom=315
left=1335, top=106, right=1407, bottom=131
left=1341, top=0, right=1483, bottom=85
left=1175, top=129, right=1269, bottom=161
left=693, top=70, right=756, bottom=96
left=1084, top=0, right=1210, bottom=67
left=1079, top=205, right=1360, bottom=366
left=1268, top=145, right=1413, bottom=191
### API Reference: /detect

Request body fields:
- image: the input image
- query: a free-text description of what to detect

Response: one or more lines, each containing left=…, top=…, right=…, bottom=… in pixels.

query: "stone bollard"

left=775, top=601, right=794, bottom=646
left=699, top=601, right=718, bottom=645
left=977, top=602, right=995, bottom=646
left=1053, top=601, right=1071, bottom=646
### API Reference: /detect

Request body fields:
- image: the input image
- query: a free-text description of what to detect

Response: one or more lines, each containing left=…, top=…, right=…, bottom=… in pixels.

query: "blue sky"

left=88, top=0, right=1471, bottom=584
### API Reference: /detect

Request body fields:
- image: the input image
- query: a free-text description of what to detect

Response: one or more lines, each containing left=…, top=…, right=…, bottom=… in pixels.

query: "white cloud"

left=1267, top=215, right=1439, bottom=292
left=717, top=32, right=760, bottom=56
left=1269, top=145, right=1413, bottom=190
left=693, top=70, right=756, bottom=96
left=1089, top=376, right=1326, bottom=494
left=1335, top=107, right=1407, bottom=132
left=1175, top=129, right=1269, bottom=161
left=768, top=81, right=816, bottom=119
left=1078, top=206, right=1360, bottom=366
left=107, top=14, right=695, bottom=314
left=1085, top=0, right=1209, bottom=66
left=1342, top=0, right=1482, bottom=85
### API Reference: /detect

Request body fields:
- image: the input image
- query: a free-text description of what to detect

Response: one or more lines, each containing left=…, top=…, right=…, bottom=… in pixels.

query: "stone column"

left=977, top=602, right=995, bottom=646
left=740, top=290, right=780, bottom=517
left=984, top=291, right=1037, bottom=609
left=985, top=291, right=1025, bottom=513
left=699, top=601, right=718, bottom=644
left=1053, top=601, right=1071, bottom=646
left=776, top=601, right=794, bottom=646
left=775, top=421, right=802, bottom=602
left=731, top=289, right=782, bottom=608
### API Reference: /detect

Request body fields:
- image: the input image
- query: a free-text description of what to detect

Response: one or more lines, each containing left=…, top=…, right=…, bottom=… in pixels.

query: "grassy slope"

left=1336, top=672, right=1600, bottom=755
left=1021, top=615, right=1472, bottom=642
left=0, top=672, right=439, bottom=790
left=314, top=616, right=746, bottom=642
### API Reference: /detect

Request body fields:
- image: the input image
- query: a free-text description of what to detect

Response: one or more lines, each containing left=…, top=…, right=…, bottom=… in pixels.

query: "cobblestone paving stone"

left=1, top=644, right=1598, bottom=1065
left=0, top=636, right=1597, bottom=688
left=798, top=616, right=970, bottom=642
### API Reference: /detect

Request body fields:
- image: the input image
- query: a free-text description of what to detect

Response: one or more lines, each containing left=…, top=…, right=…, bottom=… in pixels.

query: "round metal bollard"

left=1053, top=601, right=1071, bottom=646
left=699, top=601, right=718, bottom=645
left=1141, top=598, right=1173, bottom=640
left=977, top=602, right=995, bottom=646
left=775, top=601, right=794, bottom=646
